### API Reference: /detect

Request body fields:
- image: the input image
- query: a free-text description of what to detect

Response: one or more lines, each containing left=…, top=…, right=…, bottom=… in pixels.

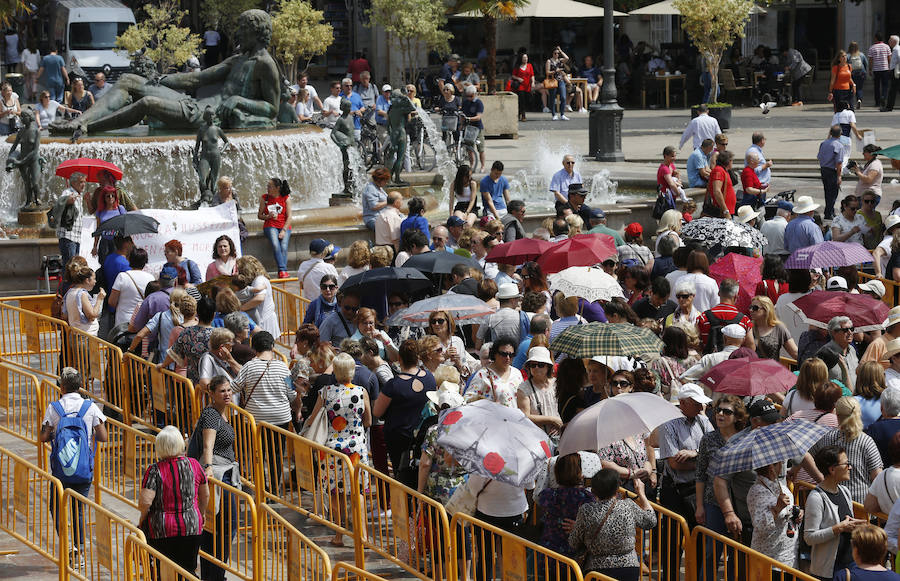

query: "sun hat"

left=525, top=347, right=554, bottom=366
left=792, top=196, right=820, bottom=214
left=735, top=205, right=763, bottom=224
left=885, top=215, right=900, bottom=233
left=883, top=338, right=900, bottom=361
left=496, top=282, right=522, bottom=300
left=677, top=383, right=712, bottom=404
left=883, top=306, right=900, bottom=328
left=426, top=381, right=465, bottom=408
left=858, top=280, right=886, bottom=299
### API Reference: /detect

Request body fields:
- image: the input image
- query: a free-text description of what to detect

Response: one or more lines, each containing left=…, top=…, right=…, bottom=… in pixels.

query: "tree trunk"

left=484, top=14, right=496, bottom=95
left=708, top=52, right=721, bottom=104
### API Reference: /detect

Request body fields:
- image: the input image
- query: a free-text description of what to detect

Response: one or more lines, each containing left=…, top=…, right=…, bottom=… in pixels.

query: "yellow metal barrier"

left=792, top=479, right=888, bottom=526
left=692, top=526, right=818, bottom=581
left=450, top=511, right=585, bottom=581
left=258, top=503, right=333, bottom=581
left=356, top=464, right=453, bottom=581
left=199, top=477, right=258, bottom=581
left=583, top=573, right=618, bottom=581
left=94, top=417, right=158, bottom=510
left=332, top=561, right=389, bottom=581
left=0, top=447, right=65, bottom=580
left=61, top=488, right=146, bottom=581
left=616, top=488, right=693, bottom=581
left=0, top=301, right=67, bottom=380
left=66, top=327, right=127, bottom=420
left=256, top=422, right=363, bottom=565
left=271, top=283, right=309, bottom=349
left=192, top=393, right=263, bottom=489
left=124, top=353, right=199, bottom=434
left=124, top=534, right=202, bottom=581
left=0, top=363, right=44, bottom=464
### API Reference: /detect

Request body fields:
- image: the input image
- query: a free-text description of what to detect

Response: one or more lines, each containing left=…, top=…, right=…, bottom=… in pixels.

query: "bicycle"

left=441, top=112, right=480, bottom=172
left=357, top=108, right=384, bottom=170
left=407, top=115, right=436, bottom=172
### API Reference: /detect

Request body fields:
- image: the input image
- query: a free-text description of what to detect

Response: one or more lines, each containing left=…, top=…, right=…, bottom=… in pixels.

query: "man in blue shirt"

left=686, top=138, right=714, bottom=188
left=375, top=84, right=391, bottom=143
left=340, top=77, right=365, bottom=139
left=817, top=125, right=844, bottom=219
left=102, top=236, right=134, bottom=295
left=746, top=132, right=773, bottom=186
left=461, top=85, right=486, bottom=170
left=438, top=54, right=460, bottom=90
left=580, top=55, right=602, bottom=105
left=480, top=161, right=510, bottom=219
left=784, top=196, right=824, bottom=252
left=319, top=291, right=360, bottom=345
left=549, top=154, right=582, bottom=210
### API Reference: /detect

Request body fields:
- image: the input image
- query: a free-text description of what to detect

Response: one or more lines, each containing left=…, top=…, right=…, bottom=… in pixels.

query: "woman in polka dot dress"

left=308, top=353, right=372, bottom=546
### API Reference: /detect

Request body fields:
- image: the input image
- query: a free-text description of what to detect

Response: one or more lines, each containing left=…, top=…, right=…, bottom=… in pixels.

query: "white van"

left=47, top=0, right=136, bottom=82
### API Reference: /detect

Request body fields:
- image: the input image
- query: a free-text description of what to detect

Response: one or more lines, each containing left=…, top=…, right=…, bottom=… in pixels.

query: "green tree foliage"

left=0, top=0, right=30, bottom=29
left=200, top=0, right=261, bottom=33
left=673, top=0, right=755, bottom=103
left=367, top=0, right=451, bottom=83
left=450, top=0, right=530, bottom=93
left=271, top=0, right=334, bottom=82
left=115, top=1, right=203, bottom=73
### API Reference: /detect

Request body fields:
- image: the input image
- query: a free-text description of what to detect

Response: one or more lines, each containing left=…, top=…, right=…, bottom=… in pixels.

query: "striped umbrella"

left=784, top=241, right=873, bottom=269
left=711, top=420, right=832, bottom=475
left=550, top=322, right=664, bottom=359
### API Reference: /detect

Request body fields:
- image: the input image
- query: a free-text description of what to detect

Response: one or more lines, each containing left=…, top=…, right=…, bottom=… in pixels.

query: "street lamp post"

left=588, top=0, right=624, bottom=162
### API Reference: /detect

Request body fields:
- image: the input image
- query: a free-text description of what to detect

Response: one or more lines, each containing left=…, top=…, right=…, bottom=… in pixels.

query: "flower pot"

left=691, top=104, right=732, bottom=130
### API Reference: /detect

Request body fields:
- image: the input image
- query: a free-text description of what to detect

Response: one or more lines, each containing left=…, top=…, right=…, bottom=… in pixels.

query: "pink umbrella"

left=700, top=358, right=798, bottom=396
left=709, top=253, right=762, bottom=313
left=536, top=233, right=617, bottom=274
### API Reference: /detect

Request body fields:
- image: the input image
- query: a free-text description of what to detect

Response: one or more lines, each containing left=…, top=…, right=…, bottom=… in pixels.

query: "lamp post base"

left=588, top=103, right=625, bottom=162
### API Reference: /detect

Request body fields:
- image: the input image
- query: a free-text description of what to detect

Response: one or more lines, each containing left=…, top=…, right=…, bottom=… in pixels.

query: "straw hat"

left=525, top=347, right=553, bottom=366
left=883, top=338, right=900, bottom=361
left=792, top=196, right=820, bottom=214
left=735, top=205, right=762, bottom=224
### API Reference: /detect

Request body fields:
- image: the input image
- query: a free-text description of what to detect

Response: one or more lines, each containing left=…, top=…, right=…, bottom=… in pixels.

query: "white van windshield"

left=68, top=22, right=131, bottom=50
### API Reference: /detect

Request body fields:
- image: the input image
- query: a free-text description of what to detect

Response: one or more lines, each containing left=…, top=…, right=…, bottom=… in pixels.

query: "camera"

left=847, top=160, right=858, bottom=170
left=786, top=505, right=801, bottom=538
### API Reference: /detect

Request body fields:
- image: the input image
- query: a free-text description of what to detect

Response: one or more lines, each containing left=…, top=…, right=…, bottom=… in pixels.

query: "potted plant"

left=673, top=0, right=756, bottom=129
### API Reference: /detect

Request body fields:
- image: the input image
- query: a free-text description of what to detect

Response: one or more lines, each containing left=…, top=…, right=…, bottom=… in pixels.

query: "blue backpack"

left=50, top=400, right=95, bottom=485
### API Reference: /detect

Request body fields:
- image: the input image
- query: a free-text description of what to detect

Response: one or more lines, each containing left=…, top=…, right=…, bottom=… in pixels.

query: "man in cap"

left=587, top=207, right=625, bottom=245
left=476, top=282, right=524, bottom=347
left=549, top=154, right=582, bottom=210
left=445, top=215, right=465, bottom=249
left=784, top=196, right=824, bottom=253
left=558, top=183, right=593, bottom=226
left=826, top=276, right=848, bottom=291
left=695, top=279, right=755, bottom=354
left=858, top=280, right=887, bottom=301
left=658, top=383, right=715, bottom=574
left=760, top=200, right=792, bottom=258
left=129, top=265, right=178, bottom=332
left=681, top=324, right=747, bottom=384
left=319, top=290, right=360, bottom=346
left=374, top=83, right=391, bottom=142
left=297, top=238, right=340, bottom=302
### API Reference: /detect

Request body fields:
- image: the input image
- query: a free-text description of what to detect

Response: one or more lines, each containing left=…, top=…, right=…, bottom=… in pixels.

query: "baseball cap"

left=159, top=265, right=178, bottom=286
left=446, top=215, right=465, bottom=227
left=382, top=84, right=392, bottom=92
left=677, top=383, right=712, bottom=404
left=859, top=280, right=886, bottom=299
left=624, top=223, right=643, bottom=238
left=776, top=200, right=794, bottom=212
left=589, top=208, right=606, bottom=220
left=721, top=324, right=746, bottom=339
left=309, top=238, right=331, bottom=254
left=748, top=399, right=780, bottom=423
left=567, top=183, right=588, bottom=196
left=327, top=245, right=342, bottom=259
left=826, top=276, right=848, bottom=291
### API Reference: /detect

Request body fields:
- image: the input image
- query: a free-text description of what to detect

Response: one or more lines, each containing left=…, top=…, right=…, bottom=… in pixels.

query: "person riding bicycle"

left=437, top=84, right=461, bottom=142
left=461, top=85, right=486, bottom=171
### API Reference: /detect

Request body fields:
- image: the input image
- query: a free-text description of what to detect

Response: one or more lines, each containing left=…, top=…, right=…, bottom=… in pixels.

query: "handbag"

left=652, top=190, right=670, bottom=220
left=444, top=479, right=491, bottom=516
left=542, top=78, right=558, bottom=90
left=575, top=497, right=618, bottom=569
left=701, top=191, right=724, bottom=218
left=300, top=398, right=329, bottom=445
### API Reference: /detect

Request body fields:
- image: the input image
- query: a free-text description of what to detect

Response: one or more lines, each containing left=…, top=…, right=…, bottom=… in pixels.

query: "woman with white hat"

left=655, top=209, right=684, bottom=258
left=734, top=205, right=762, bottom=229
left=417, top=381, right=467, bottom=503
left=515, top=347, right=561, bottom=440
left=872, top=215, right=900, bottom=278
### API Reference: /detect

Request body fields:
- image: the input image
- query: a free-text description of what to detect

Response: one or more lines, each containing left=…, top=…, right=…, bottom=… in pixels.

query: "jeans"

left=549, top=83, right=567, bottom=115
left=820, top=167, right=839, bottom=219
left=363, top=217, right=376, bottom=230
left=832, top=89, right=853, bottom=111
left=48, top=82, right=64, bottom=102
left=791, top=73, right=807, bottom=103
left=263, top=226, right=290, bottom=272
left=59, top=238, right=80, bottom=267
left=874, top=70, right=892, bottom=106
left=200, top=470, right=238, bottom=581
left=473, top=511, right=523, bottom=581
left=50, top=481, right=91, bottom=546
left=851, top=70, right=865, bottom=103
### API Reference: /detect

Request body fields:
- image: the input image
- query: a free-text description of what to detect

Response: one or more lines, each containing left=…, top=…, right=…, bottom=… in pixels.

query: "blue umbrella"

left=711, top=419, right=832, bottom=476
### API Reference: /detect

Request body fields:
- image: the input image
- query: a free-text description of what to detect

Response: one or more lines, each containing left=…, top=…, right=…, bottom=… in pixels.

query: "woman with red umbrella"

left=90, top=186, right=126, bottom=263
left=521, top=262, right=551, bottom=313
left=749, top=296, right=797, bottom=361
left=87, top=169, right=137, bottom=214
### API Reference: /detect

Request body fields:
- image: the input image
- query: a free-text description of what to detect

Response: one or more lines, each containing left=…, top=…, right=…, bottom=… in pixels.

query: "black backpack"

left=703, top=309, right=744, bottom=354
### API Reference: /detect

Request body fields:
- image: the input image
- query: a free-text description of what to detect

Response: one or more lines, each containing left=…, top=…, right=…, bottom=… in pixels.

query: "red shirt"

left=657, top=162, right=675, bottom=192
left=755, top=279, right=788, bottom=304
left=262, top=193, right=289, bottom=229
left=348, top=58, right=370, bottom=83
left=741, top=166, right=762, bottom=192
left=708, top=165, right=736, bottom=214
left=512, top=63, right=535, bottom=92
left=696, top=303, right=752, bottom=350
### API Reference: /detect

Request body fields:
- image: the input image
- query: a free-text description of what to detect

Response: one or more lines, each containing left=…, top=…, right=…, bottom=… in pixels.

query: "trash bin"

left=4, top=73, right=24, bottom=98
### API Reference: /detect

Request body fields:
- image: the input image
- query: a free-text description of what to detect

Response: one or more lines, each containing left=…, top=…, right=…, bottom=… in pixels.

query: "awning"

left=453, top=0, right=628, bottom=18
left=629, top=0, right=765, bottom=16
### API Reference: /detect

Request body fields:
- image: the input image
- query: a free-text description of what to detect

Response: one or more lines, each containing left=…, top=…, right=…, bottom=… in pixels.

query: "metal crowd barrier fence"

left=66, top=327, right=127, bottom=420
left=258, top=503, right=333, bottom=581
left=356, top=463, right=453, bottom=581
left=692, top=526, right=818, bottom=581
left=0, top=362, right=44, bottom=464
left=199, top=477, right=258, bottom=581
left=619, top=488, right=693, bottom=581
left=0, top=447, right=65, bottom=580
left=61, top=488, right=146, bottom=581
left=94, top=417, right=158, bottom=510
left=792, top=479, right=889, bottom=526
left=255, top=422, right=363, bottom=565
left=124, top=353, right=199, bottom=434
left=583, top=574, right=619, bottom=581
left=0, top=301, right=67, bottom=380
left=270, top=281, right=309, bottom=349
left=124, top=534, right=202, bottom=581
left=332, top=561, right=389, bottom=581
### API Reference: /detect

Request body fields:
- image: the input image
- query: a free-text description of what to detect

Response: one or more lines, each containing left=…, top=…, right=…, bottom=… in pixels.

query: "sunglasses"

left=564, top=161, right=575, bottom=165
left=839, top=327, right=854, bottom=333
left=715, top=408, right=735, bottom=416
left=864, top=199, right=876, bottom=204
left=321, top=284, right=337, bottom=290
left=496, top=351, right=515, bottom=358
left=431, top=318, right=447, bottom=325
left=611, top=380, right=632, bottom=388
left=676, top=294, right=693, bottom=299
left=528, top=362, right=551, bottom=369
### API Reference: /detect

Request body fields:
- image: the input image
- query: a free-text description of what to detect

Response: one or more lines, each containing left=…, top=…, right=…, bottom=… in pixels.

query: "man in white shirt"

left=678, top=104, right=722, bottom=150
left=549, top=154, right=581, bottom=209
left=109, top=248, right=155, bottom=327
left=760, top=201, right=792, bottom=258
left=680, top=325, right=745, bottom=391
left=375, top=191, right=404, bottom=249
left=290, top=72, right=322, bottom=110
left=203, top=28, right=221, bottom=66
left=321, top=81, right=343, bottom=128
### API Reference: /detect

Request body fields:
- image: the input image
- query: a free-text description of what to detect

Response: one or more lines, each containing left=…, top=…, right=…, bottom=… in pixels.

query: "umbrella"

left=709, top=253, right=762, bottom=313
left=550, top=322, right=664, bottom=359
left=485, top=238, right=554, bottom=265
left=711, top=420, right=832, bottom=476
left=537, top=233, right=617, bottom=274
left=787, top=290, right=890, bottom=333
left=402, top=252, right=482, bottom=275
left=547, top=266, right=624, bottom=303
left=340, top=267, right=433, bottom=316
left=435, top=399, right=551, bottom=487
left=534, top=451, right=604, bottom=496
left=91, top=212, right=159, bottom=237
left=700, top=358, right=799, bottom=396
left=681, top=217, right=767, bottom=249
left=384, top=294, right=496, bottom=327
left=453, top=0, right=627, bottom=18
left=55, top=158, right=123, bottom=182
left=878, top=144, right=900, bottom=160
left=629, top=0, right=766, bottom=15
left=784, top=241, right=873, bottom=269
left=558, top=393, right=683, bottom=456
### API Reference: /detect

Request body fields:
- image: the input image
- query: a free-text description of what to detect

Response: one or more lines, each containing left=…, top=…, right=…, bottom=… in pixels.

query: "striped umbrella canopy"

left=550, top=322, right=663, bottom=359
left=784, top=241, right=873, bottom=269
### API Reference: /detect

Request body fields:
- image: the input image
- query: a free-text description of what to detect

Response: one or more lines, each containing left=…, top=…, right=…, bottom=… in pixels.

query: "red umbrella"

left=788, top=290, right=890, bottom=333
left=485, top=238, right=554, bottom=265
left=700, top=357, right=797, bottom=396
left=55, top=158, right=123, bottom=183
left=709, top=253, right=762, bottom=313
left=536, top=233, right=617, bottom=274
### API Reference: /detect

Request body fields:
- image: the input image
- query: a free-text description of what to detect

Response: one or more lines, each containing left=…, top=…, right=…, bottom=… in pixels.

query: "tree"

left=0, top=0, right=30, bottom=29
left=367, top=0, right=451, bottom=84
left=271, top=0, right=334, bottom=83
left=450, top=0, right=529, bottom=94
left=116, top=1, right=204, bottom=73
left=673, top=0, right=755, bottom=104
left=200, top=0, right=261, bottom=37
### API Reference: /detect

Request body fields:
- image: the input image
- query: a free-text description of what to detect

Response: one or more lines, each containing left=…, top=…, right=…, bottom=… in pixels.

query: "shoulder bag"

left=445, top=478, right=492, bottom=516
left=300, top=388, right=330, bottom=445
left=576, top=497, right=618, bottom=569
left=240, top=360, right=270, bottom=408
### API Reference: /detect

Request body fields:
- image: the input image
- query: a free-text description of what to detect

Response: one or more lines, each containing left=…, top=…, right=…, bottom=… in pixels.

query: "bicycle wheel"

left=414, top=139, right=436, bottom=172
left=359, top=134, right=378, bottom=170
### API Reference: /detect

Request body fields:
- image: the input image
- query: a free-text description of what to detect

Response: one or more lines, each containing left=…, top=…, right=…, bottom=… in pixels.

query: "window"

left=68, top=22, right=131, bottom=51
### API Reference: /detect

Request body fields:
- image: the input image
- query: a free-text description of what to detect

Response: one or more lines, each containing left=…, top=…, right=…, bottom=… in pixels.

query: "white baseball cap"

left=677, top=383, right=713, bottom=404
left=382, top=84, right=392, bottom=92
left=721, top=324, right=746, bottom=339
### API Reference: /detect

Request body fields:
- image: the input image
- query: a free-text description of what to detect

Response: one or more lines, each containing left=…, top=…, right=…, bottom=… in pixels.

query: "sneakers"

left=69, top=548, right=85, bottom=569
left=857, top=99, right=862, bottom=109
left=560, top=115, right=570, bottom=121
left=277, top=270, right=289, bottom=278
left=542, top=106, right=550, bottom=113
left=552, top=114, right=559, bottom=121
left=565, top=105, right=573, bottom=112
left=578, top=107, right=588, bottom=114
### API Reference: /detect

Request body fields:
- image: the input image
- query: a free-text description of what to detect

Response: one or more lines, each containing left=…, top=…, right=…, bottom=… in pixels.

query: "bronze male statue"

left=330, top=98, right=355, bottom=195
left=385, top=89, right=417, bottom=185
left=5, top=109, right=45, bottom=209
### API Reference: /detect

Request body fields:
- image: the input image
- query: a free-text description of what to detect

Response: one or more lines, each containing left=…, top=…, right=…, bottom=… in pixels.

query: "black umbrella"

left=340, top=267, right=433, bottom=318
left=402, top=252, right=482, bottom=275
left=91, top=212, right=160, bottom=237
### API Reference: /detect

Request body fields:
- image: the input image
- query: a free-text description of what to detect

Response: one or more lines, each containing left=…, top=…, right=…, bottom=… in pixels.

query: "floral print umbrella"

left=435, top=399, right=551, bottom=487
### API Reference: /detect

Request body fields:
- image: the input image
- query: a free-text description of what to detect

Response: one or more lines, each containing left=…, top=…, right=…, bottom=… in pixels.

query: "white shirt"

left=339, top=265, right=368, bottom=286
left=867, top=465, right=900, bottom=514
left=678, top=272, right=720, bottom=313
left=291, top=83, right=319, bottom=102
left=297, top=258, right=338, bottom=301
left=111, top=269, right=155, bottom=327
left=22, top=48, right=40, bottom=72
left=42, top=392, right=106, bottom=434
left=294, top=100, right=314, bottom=118
left=679, top=114, right=722, bottom=150
left=878, top=235, right=893, bottom=277
left=760, top=216, right=788, bottom=256
left=831, top=212, right=866, bottom=245
left=469, top=473, right=529, bottom=517
left=375, top=206, right=404, bottom=248
left=887, top=368, right=900, bottom=391
left=322, top=94, right=342, bottom=127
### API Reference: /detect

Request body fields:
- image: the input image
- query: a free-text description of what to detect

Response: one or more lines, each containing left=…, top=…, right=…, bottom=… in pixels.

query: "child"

left=682, top=199, right=697, bottom=223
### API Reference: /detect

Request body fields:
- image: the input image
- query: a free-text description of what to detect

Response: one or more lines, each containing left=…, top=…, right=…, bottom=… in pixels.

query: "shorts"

left=474, top=128, right=485, bottom=153
left=588, top=83, right=599, bottom=90
left=454, top=201, right=478, bottom=214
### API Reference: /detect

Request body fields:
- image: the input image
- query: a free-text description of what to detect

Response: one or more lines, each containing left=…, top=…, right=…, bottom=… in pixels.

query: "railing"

left=271, top=281, right=308, bottom=349
left=633, top=494, right=693, bottom=581
left=0, top=363, right=44, bottom=464
left=583, top=574, right=619, bottom=581
left=199, top=477, right=259, bottom=581
left=124, top=352, right=199, bottom=434
left=124, top=534, right=203, bottom=581
left=0, top=447, right=65, bottom=580
left=94, top=417, right=158, bottom=510
left=792, top=479, right=889, bottom=525
left=692, top=526, right=818, bottom=581
left=66, top=327, right=127, bottom=420
left=332, top=561, right=390, bottom=581
left=258, top=503, right=333, bottom=581
left=0, top=301, right=67, bottom=380
left=356, top=463, right=453, bottom=581
left=61, top=489, right=146, bottom=581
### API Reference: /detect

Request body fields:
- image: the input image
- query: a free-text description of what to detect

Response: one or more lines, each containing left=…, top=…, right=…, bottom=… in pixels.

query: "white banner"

left=80, top=201, right=242, bottom=275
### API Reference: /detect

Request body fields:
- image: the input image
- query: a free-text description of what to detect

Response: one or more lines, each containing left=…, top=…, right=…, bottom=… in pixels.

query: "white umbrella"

left=558, top=392, right=683, bottom=456
left=548, top=266, right=624, bottom=303
left=629, top=0, right=765, bottom=15
left=454, top=0, right=628, bottom=18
